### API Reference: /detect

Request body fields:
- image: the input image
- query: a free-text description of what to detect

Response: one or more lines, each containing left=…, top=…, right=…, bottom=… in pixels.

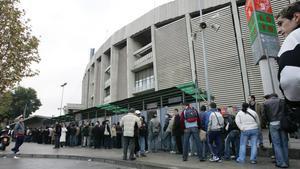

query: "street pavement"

left=0, top=158, right=136, bottom=169
left=1, top=142, right=300, bottom=169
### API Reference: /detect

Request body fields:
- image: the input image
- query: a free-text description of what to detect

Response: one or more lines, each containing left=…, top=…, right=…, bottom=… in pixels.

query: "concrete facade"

left=81, top=0, right=292, bottom=109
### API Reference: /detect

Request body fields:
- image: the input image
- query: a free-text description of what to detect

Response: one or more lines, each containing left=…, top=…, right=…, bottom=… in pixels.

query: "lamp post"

left=198, top=0, right=211, bottom=104
left=59, top=82, right=67, bottom=116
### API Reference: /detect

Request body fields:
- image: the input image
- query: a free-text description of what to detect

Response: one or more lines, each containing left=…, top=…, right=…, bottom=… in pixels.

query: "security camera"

left=211, top=24, right=220, bottom=32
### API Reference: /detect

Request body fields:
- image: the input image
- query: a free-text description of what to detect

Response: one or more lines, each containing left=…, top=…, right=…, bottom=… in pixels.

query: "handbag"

left=199, top=129, right=207, bottom=141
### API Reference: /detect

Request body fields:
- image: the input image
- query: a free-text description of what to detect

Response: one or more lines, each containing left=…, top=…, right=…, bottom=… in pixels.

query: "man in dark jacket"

left=224, top=114, right=240, bottom=160
left=54, top=121, right=62, bottom=148
left=264, top=93, right=289, bottom=168
left=173, top=109, right=183, bottom=154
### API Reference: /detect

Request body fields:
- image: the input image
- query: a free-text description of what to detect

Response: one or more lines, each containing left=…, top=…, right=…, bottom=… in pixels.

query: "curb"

left=251, top=147, right=300, bottom=159
left=0, top=153, right=189, bottom=169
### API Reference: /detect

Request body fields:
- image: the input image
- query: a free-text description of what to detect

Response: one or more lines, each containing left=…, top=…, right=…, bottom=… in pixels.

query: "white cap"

left=135, top=110, right=141, bottom=115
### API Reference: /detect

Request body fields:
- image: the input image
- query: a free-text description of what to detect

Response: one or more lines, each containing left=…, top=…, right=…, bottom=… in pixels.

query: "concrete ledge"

left=0, top=153, right=188, bottom=169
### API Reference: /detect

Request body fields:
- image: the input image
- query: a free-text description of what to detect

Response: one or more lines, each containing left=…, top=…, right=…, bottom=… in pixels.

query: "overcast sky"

left=20, top=0, right=173, bottom=117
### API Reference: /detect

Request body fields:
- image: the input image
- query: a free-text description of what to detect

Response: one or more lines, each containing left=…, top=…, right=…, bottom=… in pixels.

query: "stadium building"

left=74, top=0, right=295, bottom=123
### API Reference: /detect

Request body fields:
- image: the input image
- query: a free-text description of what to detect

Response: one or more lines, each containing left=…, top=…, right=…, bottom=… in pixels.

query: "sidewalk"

left=1, top=142, right=300, bottom=169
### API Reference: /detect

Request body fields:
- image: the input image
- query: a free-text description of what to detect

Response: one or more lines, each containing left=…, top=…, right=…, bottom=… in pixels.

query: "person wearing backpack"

left=149, top=113, right=161, bottom=153
left=180, top=103, right=202, bottom=161
left=207, top=102, right=224, bottom=162
left=235, top=102, right=260, bottom=164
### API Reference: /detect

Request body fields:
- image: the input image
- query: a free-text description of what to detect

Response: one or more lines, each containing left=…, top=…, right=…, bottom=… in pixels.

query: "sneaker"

left=188, top=152, right=192, bottom=156
left=209, top=156, right=219, bottom=162
left=250, top=160, right=257, bottom=164
left=170, top=151, right=176, bottom=154
left=15, top=152, right=20, bottom=155
left=217, top=159, right=222, bottom=163
left=13, top=156, right=19, bottom=159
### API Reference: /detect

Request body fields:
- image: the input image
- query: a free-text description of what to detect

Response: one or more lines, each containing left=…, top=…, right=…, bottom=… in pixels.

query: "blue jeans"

left=149, top=133, right=159, bottom=152
left=162, top=131, right=171, bottom=151
left=207, top=131, right=222, bottom=158
left=139, top=136, right=146, bottom=154
left=183, top=127, right=202, bottom=160
left=269, top=124, right=289, bottom=167
left=237, top=128, right=259, bottom=162
left=224, top=130, right=240, bottom=159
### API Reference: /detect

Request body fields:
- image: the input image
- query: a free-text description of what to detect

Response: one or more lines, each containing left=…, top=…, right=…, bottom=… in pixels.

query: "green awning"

left=176, top=82, right=207, bottom=101
left=96, top=103, right=128, bottom=113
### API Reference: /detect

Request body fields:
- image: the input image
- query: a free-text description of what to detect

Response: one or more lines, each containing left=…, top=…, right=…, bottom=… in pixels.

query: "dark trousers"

left=103, top=135, right=111, bottom=149
left=208, top=131, right=222, bottom=158
left=12, top=136, right=24, bottom=154
left=54, top=135, right=61, bottom=148
left=123, top=136, right=135, bottom=160
left=116, top=134, right=122, bottom=148
left=175, top=135, right=182, bottom=154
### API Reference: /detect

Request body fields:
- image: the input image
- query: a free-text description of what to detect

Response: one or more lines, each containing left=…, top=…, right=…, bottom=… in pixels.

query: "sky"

left=20, top=0, right=173, bottom=117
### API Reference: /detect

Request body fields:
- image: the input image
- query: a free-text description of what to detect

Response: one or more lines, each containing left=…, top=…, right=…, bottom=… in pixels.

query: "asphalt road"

left=0, top=158, right=136, bottom=169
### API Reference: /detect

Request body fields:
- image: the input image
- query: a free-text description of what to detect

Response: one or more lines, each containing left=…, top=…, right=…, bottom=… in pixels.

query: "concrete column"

left=231, top=0, right=250, bottom=101
left=81, top=73, right=88, bottom=109
left=111, top=46, right=119, bottom=102
left=99, top=57, right=105, bottom=104
left=151, top=25, right=159, bottom=91
left=185, top=14, right=196, bottom=84
left=86, top=69, right=90, bottom=108
left=126, top=38, right=136, bottom=97
left=94, top=59, right=101, bottom=106
left=259, top=58, right=282, bottom=96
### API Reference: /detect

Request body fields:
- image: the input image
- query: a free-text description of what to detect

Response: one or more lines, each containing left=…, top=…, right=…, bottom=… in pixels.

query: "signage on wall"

left=245, top=0, right=280, bottom=64
left=147, top=102, right=158, bottom=109
left=168, top=96, right=182, bottom=104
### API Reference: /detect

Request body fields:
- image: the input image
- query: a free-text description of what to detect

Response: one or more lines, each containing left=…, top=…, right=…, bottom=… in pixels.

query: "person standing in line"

left=263, top=93, right=289, bottom=168
left=224, top=114, right=240, bottom=161
left=207, top=102, right=224, bottom=162
left=149, top=112, right=161, bottom=153
left=199, top=105, right=209, bottom=161
left=166, top=113, right=176, bottom=154
left=120, top=108, right=141, bottom=160
left=248, top=95, right=267, bottom=151
left=53, top=121, right=62, bottom=149
left=116, top=122, right=123, bottom=148
left=60, top=123, right=67, bottom=147
left=11, top=115, right=25, bottom=158
left=111, top=123, right=117, bottom=148
left=180, top=103, right=202, bottom=162
left=139, top=115, right=148, bottom=157
left=235, top=103, right=260, bottom=164
left=103, top=120, right=111, bottom=149
left=172, top=108, right=183, bottom=154
left=162, top=113, right=172, bottom=152
left=276, top=1, right=300, bottom=124
left=81, top=123, right=90, bottom=147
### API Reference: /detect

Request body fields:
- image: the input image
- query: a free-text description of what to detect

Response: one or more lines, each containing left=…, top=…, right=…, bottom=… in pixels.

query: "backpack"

left=184, top=107, right=198, bottom=123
